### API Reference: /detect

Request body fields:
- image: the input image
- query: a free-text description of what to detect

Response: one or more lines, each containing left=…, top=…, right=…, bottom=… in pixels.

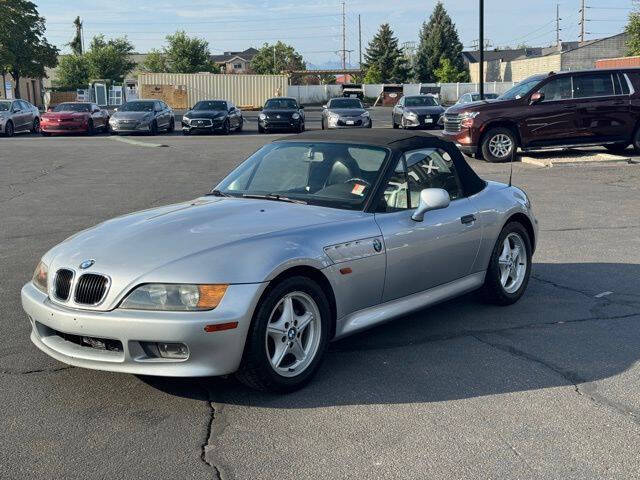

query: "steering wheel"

left=344, top=177, right=371, bottom=186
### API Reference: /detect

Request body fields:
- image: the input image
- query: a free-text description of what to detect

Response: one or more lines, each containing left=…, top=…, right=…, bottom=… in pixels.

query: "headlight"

left=119, top=283, right=228, bottom=311
left=32, top=260, right=49, bottom=293
left=292, top=112, right=300, bottom=120
left=361, top=111, right=370, bottom=117
left=182, top=116, right=190, bottom=124
left=460, top=111, right=480, bottom=127
left=328, top=112, right=339, bottom=121
left=404, top=111, right=418, bottom=119
left=259, top=113, right=266, bottom=120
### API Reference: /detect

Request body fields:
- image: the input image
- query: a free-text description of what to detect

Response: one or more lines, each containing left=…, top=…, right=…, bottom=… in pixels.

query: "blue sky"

left=38, top=0, right=633, bottom=67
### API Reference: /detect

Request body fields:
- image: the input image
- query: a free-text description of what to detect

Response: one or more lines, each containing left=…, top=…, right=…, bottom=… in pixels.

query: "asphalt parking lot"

left=1, top=115, right=640, bottom=479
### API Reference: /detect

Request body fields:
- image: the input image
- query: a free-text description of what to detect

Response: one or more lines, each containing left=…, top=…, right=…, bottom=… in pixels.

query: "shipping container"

left=137, top=73, right=289, bottom=109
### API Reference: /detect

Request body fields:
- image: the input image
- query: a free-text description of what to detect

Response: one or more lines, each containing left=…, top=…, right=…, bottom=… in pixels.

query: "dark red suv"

left=442, top=68, right=640, bottom=162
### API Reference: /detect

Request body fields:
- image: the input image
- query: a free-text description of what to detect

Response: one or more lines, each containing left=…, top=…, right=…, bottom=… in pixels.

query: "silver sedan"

left=22, top=129, right=537, bottom=392
left=0, top=99, right=41, bottom=136
left=321, top=97, right=372, bottom=129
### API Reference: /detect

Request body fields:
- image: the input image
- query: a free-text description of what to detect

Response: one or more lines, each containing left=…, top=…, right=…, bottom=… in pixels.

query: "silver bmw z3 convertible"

left=22, top=129, right=537, bottom=392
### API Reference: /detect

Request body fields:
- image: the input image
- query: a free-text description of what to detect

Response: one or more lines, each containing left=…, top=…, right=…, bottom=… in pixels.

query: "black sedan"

left=182, top=100, right=243, bottom=135
left=258, top=97, right=305, bottom=133
left=392, top=95, right=445, bottom=130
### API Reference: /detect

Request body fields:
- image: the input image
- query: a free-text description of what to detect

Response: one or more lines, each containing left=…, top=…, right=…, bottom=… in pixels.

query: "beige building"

left=212, top=48, right=258, bottom=74
left=467, top=33, right=628, bottom=83
left=0, top=74, right=43, bottom=106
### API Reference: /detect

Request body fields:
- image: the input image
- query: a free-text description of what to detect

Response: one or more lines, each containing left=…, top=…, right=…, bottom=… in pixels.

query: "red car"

left=41, top=102, right=110, bottom=135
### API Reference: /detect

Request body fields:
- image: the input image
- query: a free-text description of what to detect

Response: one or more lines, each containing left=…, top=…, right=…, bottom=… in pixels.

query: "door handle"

left=461, top=214, right=476, bottom=225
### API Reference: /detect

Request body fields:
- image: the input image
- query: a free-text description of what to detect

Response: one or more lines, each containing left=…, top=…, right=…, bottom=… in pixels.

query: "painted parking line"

left=109, top=136, right=169, bottom=148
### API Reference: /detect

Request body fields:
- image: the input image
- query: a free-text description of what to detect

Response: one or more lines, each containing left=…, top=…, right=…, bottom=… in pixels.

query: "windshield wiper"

left=205, top=189, right=230, bottom=197
left=242, top=193, right=307, bottom=204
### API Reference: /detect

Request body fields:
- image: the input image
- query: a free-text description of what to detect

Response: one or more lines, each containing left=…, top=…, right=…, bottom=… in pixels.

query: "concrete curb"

left=520, top=150, right=639, bottom=167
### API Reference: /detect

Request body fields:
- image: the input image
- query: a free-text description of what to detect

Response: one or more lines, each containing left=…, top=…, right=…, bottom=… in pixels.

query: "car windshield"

left=120, top=101, right=154, bottom=112
left=405, top=96, right=438, bottom=106
left=0, top=101, right=10, bottom=111
left=329, top=98, right=362, bottom=109
left=54, top=103, right=90, bottom=112
left=215, top=142, right=389, bottom=210
left=193, top=101, right=227, bottom=111
left=498, top=78, right=542, bottom=100
left=264, top=98, right=298, bottom=109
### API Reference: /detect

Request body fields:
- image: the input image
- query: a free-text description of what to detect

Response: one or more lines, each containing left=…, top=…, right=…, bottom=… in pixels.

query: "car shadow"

left=140, top=262, right=640, bottom=407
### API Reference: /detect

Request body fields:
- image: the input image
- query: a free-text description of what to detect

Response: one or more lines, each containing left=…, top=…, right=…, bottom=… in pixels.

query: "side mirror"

left=411, top=188, right=451, bottom=222
left=114, top=107, right=118, bottom=112
left=322, top=104, right=327, bottom=109
left=530, top=91, right=544, bottom=104
left=299, top=105, right=304, bottom=109
left=47, top=106, right=53, bottom=112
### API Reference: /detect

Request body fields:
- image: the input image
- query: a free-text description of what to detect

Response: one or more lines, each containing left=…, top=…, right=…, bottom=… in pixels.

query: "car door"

left=228, top=102, right=238, bottom=128
left=374, top=147, right=482, bottom=302
left=520, top=75, right=582, bottom=147
left=572, top=72, right=633, bottom=143
left=12, top=101, right=28, bottom=131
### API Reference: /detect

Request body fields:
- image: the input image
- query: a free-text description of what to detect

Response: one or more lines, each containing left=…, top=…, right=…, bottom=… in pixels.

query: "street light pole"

left=479, top=0, right=484, bottom=99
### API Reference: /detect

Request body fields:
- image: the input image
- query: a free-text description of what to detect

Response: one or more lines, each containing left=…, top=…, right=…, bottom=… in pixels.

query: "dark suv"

left=442, top=68, right=640, bottom=162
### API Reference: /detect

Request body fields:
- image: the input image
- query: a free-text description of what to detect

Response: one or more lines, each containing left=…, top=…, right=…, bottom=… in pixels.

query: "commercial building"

left=465, top=33, right=628, bottom=83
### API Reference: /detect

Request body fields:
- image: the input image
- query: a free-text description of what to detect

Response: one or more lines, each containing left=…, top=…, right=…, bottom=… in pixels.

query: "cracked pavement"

left=1, top=118, right=639, bottom=479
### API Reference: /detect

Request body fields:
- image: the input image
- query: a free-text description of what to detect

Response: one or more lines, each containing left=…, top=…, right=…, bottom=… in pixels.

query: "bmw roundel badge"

left=79, top=259, right=95, bottom=270
left=373, top=239, right=383, bottom=253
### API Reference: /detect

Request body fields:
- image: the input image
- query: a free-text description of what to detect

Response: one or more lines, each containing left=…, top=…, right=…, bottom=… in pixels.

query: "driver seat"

left=325, top=156, right=361, bottom=187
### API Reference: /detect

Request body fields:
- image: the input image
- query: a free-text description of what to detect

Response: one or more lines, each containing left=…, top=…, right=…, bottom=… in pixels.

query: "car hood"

left=43, top=112, right=88, bottom=120
left=112, top=111, right=153, bottom=120
left=44, top=197, right=358, bottom=309
left=184, top=110, right=226, bottom=119
left=405, top=106, right=445, bottom=115
left=446, top=98, right=512, bottom=114
left=328, top=108, right=366, bottom=116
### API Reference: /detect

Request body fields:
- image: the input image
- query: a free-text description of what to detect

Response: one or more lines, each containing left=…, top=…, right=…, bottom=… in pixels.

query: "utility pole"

left=341, top=1, right=346, bottom=70
left=358, top=14, right=362, bottom=69
left=479, top=0, right=484, bottom=99
left=273, top=45, right=276, bottom=74
left=556, top=3, right=562, bottom=48
left=579, top=0, right=585, bottom=43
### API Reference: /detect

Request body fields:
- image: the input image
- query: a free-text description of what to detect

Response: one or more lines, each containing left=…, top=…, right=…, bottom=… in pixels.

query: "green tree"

left=415, top=2, right=469, bottom=83
left=164, top=31, right=218, bottom=73
left=626, top=10, right=640, bottom=55
left=55, top=54, right=90, bottom=89
left=251, top=42, right=306, bottom=83
left=434, top=57, right=468, bottom=83
left=69, top=16, right=83, bottom=55
left=85, top=35, right=136, bottom=82
left=362, top=24, right=409, bottom=83
left=141, top=49, right=168, bottom=73
left=363, top=64, right=382, bottom=84
left=0, top=0, right=58, bottom=99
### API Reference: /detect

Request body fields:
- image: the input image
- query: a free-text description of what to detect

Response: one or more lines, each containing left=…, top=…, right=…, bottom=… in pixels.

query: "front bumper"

left=109, top=121, right=152, bottom=133
left=327, top=116, right=371, bottom=129
left=401, top=114, right=441, bottom=129
left=182, top=118, right=223, bottom=132
left=441, top=128, right=479, bottom=156
left=259, top=117, right=302, bottom=131
left=21, top=281, right=267, bottom=377
left=41, top=121, right=88, bottom=133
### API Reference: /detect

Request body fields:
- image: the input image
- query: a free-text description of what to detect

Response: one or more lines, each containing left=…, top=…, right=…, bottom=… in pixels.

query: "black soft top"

left=276, top=129, right=486, bottom=196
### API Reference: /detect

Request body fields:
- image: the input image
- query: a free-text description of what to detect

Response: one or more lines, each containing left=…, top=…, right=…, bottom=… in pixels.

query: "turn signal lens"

left=32, top=261, right=48, bottom=293
left=197, top=284, right=228, bottom=309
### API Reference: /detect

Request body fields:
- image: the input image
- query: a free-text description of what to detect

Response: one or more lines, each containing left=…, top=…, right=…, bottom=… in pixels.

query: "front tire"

left=236, top=118, right=243, bottom=132
left=31, top=118, right=40, bottom=133
left=480, top=222, right=532, bottom=305
left=4, top=120, right=14, bottom=137
left=236, top=276, right=331, bottom=392
left=167, top=117, right=175, bottom=133
left=149, top=120, right=158, bottom=136
left=221, top=119, right=230, bottom=135
left=481, top=127, right=517, bottom=163
left=258, top=124, right=265, bottom=134
left=86, top=120, right=95, bottom=136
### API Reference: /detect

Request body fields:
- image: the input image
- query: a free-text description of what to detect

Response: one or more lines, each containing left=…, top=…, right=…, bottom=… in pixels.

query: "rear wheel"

left=481, top=127, right=517, bottom=163
left=31, top=118, right=40, bottom=133
left=86, top=120, right=95, bottom=136
left=149, top=120, right=158, bottom=135
left=236, top=276, right=331, bottom=392
left=480, top=222, right=532, bottom=305
left=258, top=124, right=265, bottom=134
left=236, top=118, right=243, bottom=132
left=221, top=119, right=230, bottom=135
left=321, top=118, right=326, bottom=130
left=167, top=117, right=175, bottom=133
left=392, top=117, right=398, bottom=129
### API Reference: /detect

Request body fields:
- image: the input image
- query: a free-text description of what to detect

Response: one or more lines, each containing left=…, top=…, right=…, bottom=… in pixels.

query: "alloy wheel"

left=498, top=232, right=527, bottom=294
left=488, top=133, right=513, bottom=158
left=264, top=291, right=322, bottom=378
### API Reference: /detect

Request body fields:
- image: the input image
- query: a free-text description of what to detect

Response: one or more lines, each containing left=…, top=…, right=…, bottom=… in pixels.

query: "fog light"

left=157, top=342, right=189, bottom=359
